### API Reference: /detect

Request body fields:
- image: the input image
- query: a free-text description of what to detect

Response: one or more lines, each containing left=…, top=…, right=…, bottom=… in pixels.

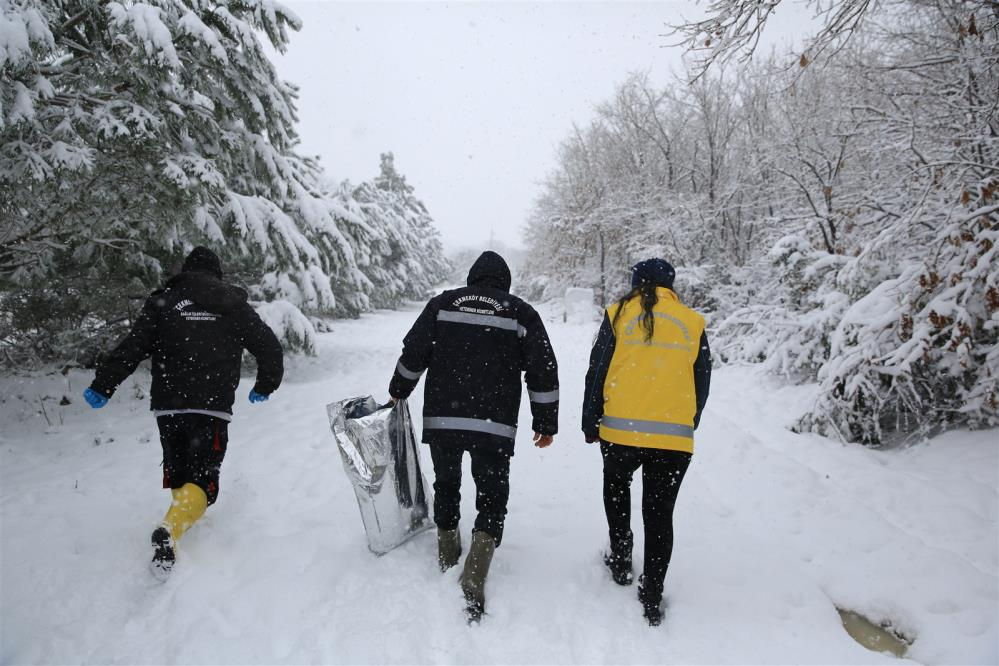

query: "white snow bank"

left=0, top=306, right=995, bottom=664
left=563, top=287, right=598, bottom=324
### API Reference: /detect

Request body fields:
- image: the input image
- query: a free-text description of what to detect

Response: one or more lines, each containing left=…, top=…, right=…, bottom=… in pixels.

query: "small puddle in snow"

left=837, top=608, right=913, bottom=658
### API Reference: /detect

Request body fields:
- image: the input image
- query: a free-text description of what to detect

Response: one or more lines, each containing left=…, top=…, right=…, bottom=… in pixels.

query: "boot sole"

left=150, top=527, right=175, bottom=581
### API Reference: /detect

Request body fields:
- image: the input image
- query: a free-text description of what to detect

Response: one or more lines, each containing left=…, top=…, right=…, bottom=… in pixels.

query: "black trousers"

left=429, top=442, right=511, bottom=546
left=156, top=414, right=229, bottom=505
left=601, top=441, right=691, bottom=600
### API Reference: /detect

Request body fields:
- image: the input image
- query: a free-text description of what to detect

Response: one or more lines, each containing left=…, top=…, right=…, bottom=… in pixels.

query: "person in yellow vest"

left=582, top=258, right=711, bottom=626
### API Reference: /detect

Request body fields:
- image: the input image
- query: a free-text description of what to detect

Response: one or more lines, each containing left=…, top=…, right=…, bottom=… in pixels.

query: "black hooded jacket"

left=389, top=251, right=559, bottom=455
left=90, top=252, right=284, bottom=414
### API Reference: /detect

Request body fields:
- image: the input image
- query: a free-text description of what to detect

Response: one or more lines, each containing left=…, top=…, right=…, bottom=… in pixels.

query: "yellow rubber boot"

left=162, top=483, right=208, bottom=542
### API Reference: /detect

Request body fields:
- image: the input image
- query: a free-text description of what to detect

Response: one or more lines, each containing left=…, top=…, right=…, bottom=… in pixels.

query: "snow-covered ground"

left=1, top=304, right=996, bottom=665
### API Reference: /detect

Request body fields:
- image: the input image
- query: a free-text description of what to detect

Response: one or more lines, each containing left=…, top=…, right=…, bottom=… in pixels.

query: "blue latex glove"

left=248, top=389, right=269, bottom=404
left=83, top=388, right=108, bottom=409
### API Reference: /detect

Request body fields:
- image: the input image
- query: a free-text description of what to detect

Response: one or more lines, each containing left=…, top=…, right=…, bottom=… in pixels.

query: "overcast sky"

left=272, top=1, right=809, bottom=252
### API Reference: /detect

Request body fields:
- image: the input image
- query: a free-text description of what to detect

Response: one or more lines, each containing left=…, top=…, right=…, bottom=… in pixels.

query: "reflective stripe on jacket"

left=589, top=288, right=708, bottom=453
left=388, top=282, right=559, bottom=455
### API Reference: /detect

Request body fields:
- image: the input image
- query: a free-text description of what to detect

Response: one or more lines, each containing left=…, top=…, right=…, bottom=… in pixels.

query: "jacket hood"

left=631, top=258, right=675, bottom=290
left=182, top=246, right=223, bottom=279
left=467, top=251, right=512, bottom=292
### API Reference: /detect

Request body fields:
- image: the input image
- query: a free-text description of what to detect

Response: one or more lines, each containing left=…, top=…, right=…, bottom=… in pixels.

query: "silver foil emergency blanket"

left=327, top=396, right=433, bottom=554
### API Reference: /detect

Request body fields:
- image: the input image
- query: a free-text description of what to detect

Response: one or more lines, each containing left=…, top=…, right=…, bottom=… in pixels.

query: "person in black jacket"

left=388, top=250, right=559, bottom=622
left=84, top=247, right=284, bottom=579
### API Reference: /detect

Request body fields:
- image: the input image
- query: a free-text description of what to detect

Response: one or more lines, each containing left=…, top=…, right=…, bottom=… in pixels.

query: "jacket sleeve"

left=238, top=303, right=284, bottom=396
left=582, top=311, right=616, bottom=440
left=693, top=330, right=712, bottom=429
left=389, top=297, right=438, bottom=400
left=519, top=305, right=559, bottom=436
left=90, top=295, right=160, bottom=398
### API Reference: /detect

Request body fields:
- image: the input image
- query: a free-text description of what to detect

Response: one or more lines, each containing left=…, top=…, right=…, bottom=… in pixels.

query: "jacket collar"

left=656, top=287, right=679, bottom=303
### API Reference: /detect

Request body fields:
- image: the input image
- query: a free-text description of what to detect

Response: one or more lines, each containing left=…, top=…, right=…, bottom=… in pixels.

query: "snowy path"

left=1, top=305, right=996, bottom=665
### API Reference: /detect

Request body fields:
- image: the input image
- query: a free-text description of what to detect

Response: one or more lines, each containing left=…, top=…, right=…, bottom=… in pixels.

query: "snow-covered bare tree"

left=522, top=71, right=771, bottom=310
left=795, top=1, right=999, bottom=443
left=672, top=0, right=879, bottom=77
left=524, top=0, right=998, bottom=444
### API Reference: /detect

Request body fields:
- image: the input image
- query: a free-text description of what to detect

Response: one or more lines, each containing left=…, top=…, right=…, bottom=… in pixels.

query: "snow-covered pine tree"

left=316, top=153, right=449, bottom=316
left=373, top=153, right=450, bottom=286
left=349, top=153, right=449, bottom=308
left=0, top=0, right=367, bottom=360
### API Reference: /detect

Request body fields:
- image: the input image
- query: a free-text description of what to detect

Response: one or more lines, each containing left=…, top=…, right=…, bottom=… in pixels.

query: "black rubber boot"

left=603, top=551, right=634, bottom=586
left=150, top=525, right=176, bottom=581
left=605, top=530, right=634, bottom=586
left=438, top=528, right=462, bottom=572
left=642, top=598, right=663, bottom=627
left=638, top=575, right=663, bottom=627
left=458, top=531, right=496, bottom=623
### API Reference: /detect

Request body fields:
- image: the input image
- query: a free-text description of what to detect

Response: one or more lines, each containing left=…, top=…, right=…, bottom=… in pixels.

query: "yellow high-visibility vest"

left=599, top=288, right=705, bottom=453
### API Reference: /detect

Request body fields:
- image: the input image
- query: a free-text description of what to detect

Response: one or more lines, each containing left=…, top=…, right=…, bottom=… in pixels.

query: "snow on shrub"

left=800, top=206, right=999, bottom=445
left=714, top=235, right=851, bottom=381
left=254, top=299, right=317, bottom=356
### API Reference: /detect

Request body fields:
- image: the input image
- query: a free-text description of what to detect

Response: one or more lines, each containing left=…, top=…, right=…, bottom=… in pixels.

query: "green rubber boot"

left=458, top=531, right=496, bottom=623
left=438, top=528, right=462, bottom=572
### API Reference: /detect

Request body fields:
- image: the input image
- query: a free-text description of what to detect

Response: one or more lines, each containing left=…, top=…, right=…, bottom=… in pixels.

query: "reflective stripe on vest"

left=600, top=416, right=693, bottom=439
left=528, top=389, right=559, bottom=404
left=437, top=310, right=527, bottom=337
left=424, top=416, right=517, bottom=439
left=396, top=361, right=424, bottom=381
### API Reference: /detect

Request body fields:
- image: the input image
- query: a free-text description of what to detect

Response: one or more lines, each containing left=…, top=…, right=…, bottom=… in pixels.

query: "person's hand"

left=83, top=388, right=108, bottom=409
left=533, top=432, right=554, bottom=448
left=248, top=389, right=269, bottom=404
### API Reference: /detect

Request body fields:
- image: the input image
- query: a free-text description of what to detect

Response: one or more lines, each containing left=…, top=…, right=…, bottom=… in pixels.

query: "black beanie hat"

left=181, top=246, right=223, bottom=278
left=631, top=258, right=675, bottom=289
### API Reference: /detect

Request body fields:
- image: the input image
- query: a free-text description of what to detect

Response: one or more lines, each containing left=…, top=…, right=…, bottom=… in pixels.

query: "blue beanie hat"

left=631, top=258, right=675, bottom=289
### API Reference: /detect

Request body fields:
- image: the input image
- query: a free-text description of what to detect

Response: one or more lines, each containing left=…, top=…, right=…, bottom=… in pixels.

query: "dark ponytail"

left=611, top=282, right=659, bottom=342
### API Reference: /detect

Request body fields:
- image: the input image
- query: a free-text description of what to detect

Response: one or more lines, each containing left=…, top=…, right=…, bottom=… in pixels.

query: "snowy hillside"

left=1, top=305, right=995, bottom=664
